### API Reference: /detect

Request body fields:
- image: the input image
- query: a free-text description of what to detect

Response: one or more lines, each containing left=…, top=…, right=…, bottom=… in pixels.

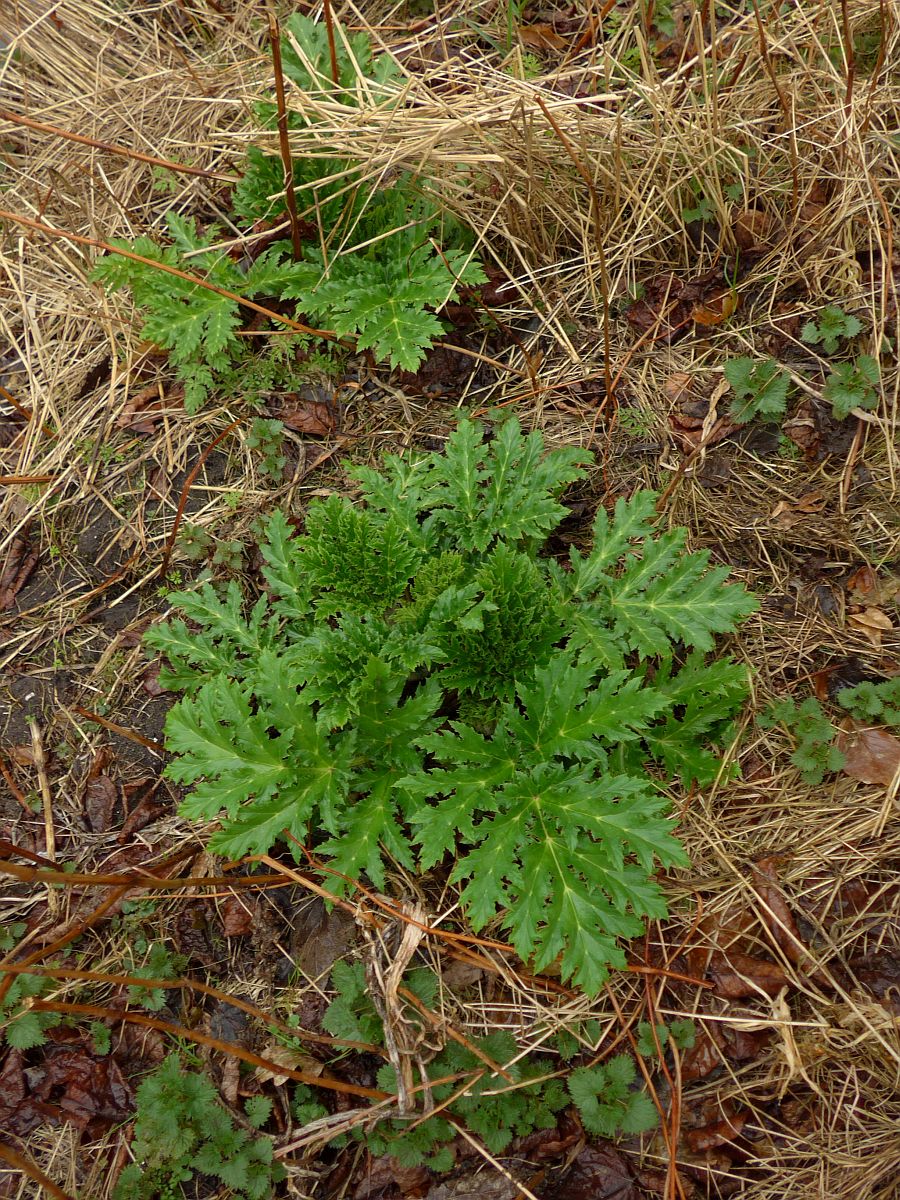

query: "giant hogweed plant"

left=147, top=419, right=756, bottom=993
left=93, top=15, right=485, bottom=413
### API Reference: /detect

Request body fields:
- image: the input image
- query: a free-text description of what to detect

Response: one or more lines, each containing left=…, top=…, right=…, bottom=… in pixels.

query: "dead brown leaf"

left=669, top=412, right=741, bottom=451
left=516, top=1120, right=580, bottom=1160
left=141, top=661, right=168, bottom=696
left=769, top=491, right=826, bottom=528
left=118, top=780, right=165, bottom=841
left=255, top=1039, right=324, bottom=1086
left=709, top=950, right=791, bottom=998
left=751, top=857, right=805, bottom=964
left=782, top=399, right=819, bottom=457
left=6, top=744, right=37, bottom=767
left=732, top=207, right=779, bottom=251
left=685, top=1110, right=748, bottom=1152
left=85, top=773, right=117, bottom=833
left=627, top=273, right=692, bottom=339
left=0, top=533, right=39, bottom=609
left=542, top=1143, right=638, bottom=1200
left=220, top=892, right=254, bottom=937
left=846, top=564, right=877, bottom=597
left=519, top=23, right=567, bottom=50
left=277, top=398, right=335, bottom=436
left=664, top=371, right=694, bottom=404
left=847, top=607, right=893, bottom=648
left=722, top=1025, right=771, bottom=1061
left=393, top=342, right=477, bottom=398
left=290, top=899, right=357, bottom=981
left=117, top=383, right=183, bottom=433
left=0, top=1050, right=38, bottom=1137
left=846, top=566, right=900, bottom=607
left=691, top=291, right=738, bottom=326
left=25, top=1038, right=133, bottom=1135
left=355, top=1157, right=431, bottom=1199
left=849, top=948, right=900, bottom=1015
left=681, top=1028, right=724, bottom=1081
left=837, top=723, right=900, bottom=786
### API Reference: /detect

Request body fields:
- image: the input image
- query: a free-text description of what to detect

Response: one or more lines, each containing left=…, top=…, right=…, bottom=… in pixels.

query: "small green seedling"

left=1, top=971, right=61, bottom=1049
left=305, top=959, right=661, bottom=1167
left=801, top=305, right=862, bottom=354
left=567, top=1057, right=658, bottom=1137
left=246, top=418, right=287, bottom=480
left=126, top=942, right=183, bottom=1012
left=823, top=355, right=880, bottom=420
left=837, top=676, right=900, bottom=726
left=635, top=1018, right=696, bottom=1057
left=0, top=922, right=26, bottom=953
left=93, top=15, right=484, bottom=414
left=724, top=356, right=791, bottom=425
left=113, top=1054, right=283, bottom=1200
left=177, top=523, right=213, bottom=562
left=681, top=179, right=715, bottom=224
left=761, top=697, right=844, bottom=785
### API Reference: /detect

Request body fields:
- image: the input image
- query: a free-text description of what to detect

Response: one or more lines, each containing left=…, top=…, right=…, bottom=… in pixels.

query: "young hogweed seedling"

left=147, top=417, right=756, bottom=994
left=761, top=697, right=845, bottom=784
left=838, top=676, right=900, bottom=725
left=93, top=15, right=485, bottom=414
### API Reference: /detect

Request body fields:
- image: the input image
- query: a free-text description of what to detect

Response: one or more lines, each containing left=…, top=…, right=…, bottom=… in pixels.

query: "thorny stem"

left=267, top=3, right=304, bottom=261
left=0, top=209, right=337, bottom=339
left=323, top=0, right=341, bottom=85
left=32, top=1000, right=388, bottom=1098
left=0, top=108, right=235, bottom=180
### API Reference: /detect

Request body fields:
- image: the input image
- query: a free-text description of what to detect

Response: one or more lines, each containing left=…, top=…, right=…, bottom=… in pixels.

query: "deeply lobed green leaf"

left=148, top=417, right=756, bottom=992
